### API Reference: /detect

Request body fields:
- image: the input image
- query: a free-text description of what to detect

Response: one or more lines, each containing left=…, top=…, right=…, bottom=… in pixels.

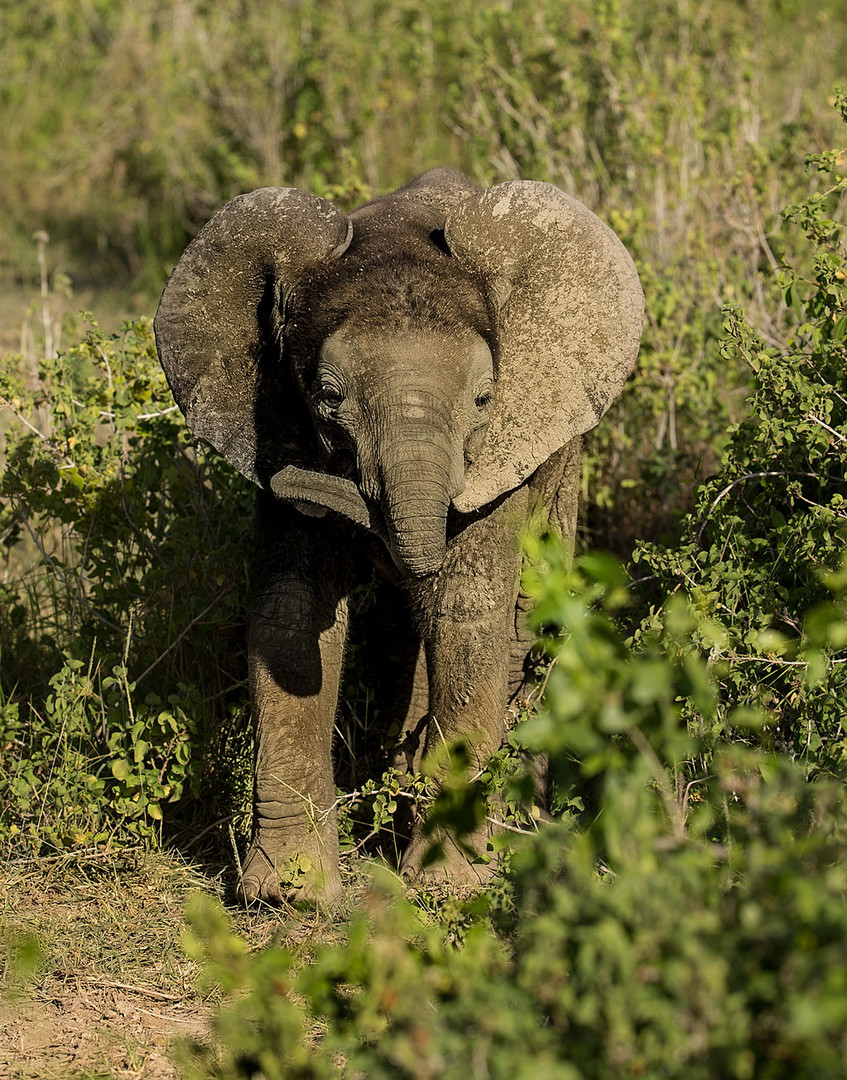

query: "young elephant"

left=154, top=168, right=643, bottom=904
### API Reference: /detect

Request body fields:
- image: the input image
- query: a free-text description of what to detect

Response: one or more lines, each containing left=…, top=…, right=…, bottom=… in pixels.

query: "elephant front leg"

left=240, top=510, right=352, bottom=906
left=401, top=490, right=528, bottom=886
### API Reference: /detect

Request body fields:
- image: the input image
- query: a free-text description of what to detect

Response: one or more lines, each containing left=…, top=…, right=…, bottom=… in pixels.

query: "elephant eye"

left=474, top=381, right=493, bottom=410
left=313, top=377, right=346, bottom=412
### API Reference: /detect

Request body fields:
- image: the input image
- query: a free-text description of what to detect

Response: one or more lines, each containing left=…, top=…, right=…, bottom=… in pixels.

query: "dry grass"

left=0, top=843, right=403, bottom=1079
left=0, top=849, right=215, bottom=1079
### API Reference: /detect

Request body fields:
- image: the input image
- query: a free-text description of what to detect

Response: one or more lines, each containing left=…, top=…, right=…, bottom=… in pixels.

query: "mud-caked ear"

left=443, top=181, right=644, bottom=513
left=154, top=188, right=352, bottom=486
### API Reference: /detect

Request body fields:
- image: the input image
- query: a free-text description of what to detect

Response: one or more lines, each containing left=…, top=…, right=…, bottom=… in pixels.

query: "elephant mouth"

left=270, top=465, right=446, bottom=577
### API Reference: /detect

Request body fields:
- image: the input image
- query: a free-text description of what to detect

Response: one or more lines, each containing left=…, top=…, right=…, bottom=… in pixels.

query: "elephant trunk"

left=371, top=386, right=462, bottom=576
left=382, top=458, right=452, bottom=577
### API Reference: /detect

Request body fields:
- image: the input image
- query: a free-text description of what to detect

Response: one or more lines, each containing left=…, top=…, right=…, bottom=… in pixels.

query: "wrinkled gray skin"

left=154, top=168, right=643, bottom=905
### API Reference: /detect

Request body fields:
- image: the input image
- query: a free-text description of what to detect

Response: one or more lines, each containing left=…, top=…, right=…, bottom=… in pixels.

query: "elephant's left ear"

left=444, top=181, right=644, bottom=514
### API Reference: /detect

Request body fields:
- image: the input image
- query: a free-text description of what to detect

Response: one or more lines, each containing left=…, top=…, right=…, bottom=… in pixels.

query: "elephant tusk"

left=270, top=466, right=380, bottom=533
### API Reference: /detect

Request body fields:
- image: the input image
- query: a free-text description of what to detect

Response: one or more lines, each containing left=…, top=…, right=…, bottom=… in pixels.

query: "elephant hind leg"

left=341, top=574, right=429, bottom=780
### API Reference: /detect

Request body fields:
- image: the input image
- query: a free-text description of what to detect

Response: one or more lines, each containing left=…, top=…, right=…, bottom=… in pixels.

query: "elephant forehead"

left=320, top=328, right=493, bottom=384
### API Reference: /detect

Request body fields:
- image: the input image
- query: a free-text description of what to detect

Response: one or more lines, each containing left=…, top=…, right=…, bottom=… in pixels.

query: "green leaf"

left=110, top=759, right=132, bottom=781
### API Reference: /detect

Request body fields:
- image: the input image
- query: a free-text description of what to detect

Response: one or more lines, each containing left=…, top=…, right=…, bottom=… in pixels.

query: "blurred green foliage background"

left=2, top=4, right=847, bottom=1074
left=1, top=0, right=843, bottom=282
left=2, top=0, right=846, bottom=540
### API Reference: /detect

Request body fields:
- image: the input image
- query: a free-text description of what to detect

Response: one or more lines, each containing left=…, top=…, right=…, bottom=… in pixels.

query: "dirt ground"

left=0, top=851, right=224, bottom=1080
left=0, top=987, right=207, bottom=1080
left=0, top=845, right=357, bottom=1079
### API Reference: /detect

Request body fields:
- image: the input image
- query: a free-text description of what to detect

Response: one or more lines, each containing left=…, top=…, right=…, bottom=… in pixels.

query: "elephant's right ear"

left=154, top=188, right=352, bottom=486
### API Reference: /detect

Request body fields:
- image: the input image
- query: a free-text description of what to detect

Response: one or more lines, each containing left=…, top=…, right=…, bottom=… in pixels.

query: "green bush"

left=0, top=318, right=254, bottom=851
left=514, top=550, right=847, bottom=1079
left=178, top=554, right=847, bottom=1078
left=0, top=655, right=197, bottom=847
left=3, top=0, right=843, bottom=282
left=635, top=89, right=847, bottom=773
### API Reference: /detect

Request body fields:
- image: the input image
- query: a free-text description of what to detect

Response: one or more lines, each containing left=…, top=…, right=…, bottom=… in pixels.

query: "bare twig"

left=681, top=775, right=712, bottom=818
left=525, top=655, right=558, bottom=708
left=486, top=815, right=541, bottom=836
left=94, top=343, right=114, bottom=391
left=228, top=822, right=244, bottom=887
left=0, top=396, right=64, bottom=451
left=138, top=405, right=180, bottom=421
left=82, top=977, right=184, bottom=1003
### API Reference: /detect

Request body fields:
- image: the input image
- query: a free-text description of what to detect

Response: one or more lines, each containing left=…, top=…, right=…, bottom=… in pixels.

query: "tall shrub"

left=636, top=90, right=847, bottom=771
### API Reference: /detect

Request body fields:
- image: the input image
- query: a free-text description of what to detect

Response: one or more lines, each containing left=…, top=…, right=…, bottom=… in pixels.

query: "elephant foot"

left=238, top=836, right=342, bottom=908
left=400, top=827, right=498, bottom=891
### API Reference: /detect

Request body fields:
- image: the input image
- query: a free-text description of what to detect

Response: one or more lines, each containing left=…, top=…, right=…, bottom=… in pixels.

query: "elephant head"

left=154, top=168, right=643, bottom=577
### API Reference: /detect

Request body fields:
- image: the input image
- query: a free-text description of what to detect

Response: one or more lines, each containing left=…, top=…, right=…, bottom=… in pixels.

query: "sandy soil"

left=0, top=987, right=208, bottom=1080
left=0, top=852, right=219, bottom=1080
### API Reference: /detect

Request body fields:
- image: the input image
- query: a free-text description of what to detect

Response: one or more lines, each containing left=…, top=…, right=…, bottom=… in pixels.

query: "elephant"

left=154, top=167, right=643, bottom=905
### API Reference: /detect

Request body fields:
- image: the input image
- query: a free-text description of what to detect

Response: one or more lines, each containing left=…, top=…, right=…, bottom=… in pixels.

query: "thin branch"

left=81, top=977, right=183, bottom=1003
left=714, top=652, right=847, bottom=667
left=696, top=471, right=819, bottom=545
left=0, top=396, right=67, bottom=455
left=627, top=725, right=687, bottom=837
left=487, top=815, right=540, bottom=836
left=95, top=344, right=114, bottom=391
left=794, top=490, right=847, bottom=518
left=806, top=412, right=847, bottom=443
left=136, top=591, right=227, bottom=682
left=681, top=775, right=713, bottom=818
left=138, top=405, right=180, bottom=421
left=525, top=655, right=558, bottom=707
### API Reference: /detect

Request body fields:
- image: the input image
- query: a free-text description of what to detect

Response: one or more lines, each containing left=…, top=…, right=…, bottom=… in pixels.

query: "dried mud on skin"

left=0, top=853, right=217, bottom=1080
